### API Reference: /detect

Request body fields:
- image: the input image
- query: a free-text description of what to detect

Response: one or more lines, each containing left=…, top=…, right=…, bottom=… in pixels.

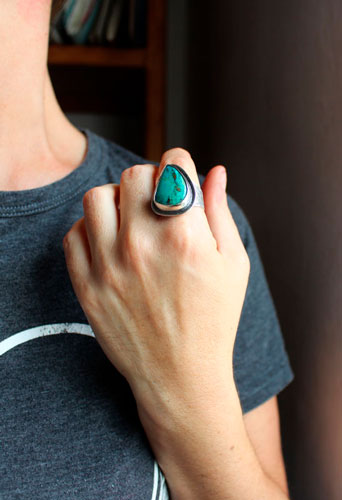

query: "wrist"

left=134, top=369, right=289, bottom=500
left=137, top=391, right=289, bottom=500
left=132, top=361, right=237, bottom=436
left=137, top=384, right=249, bottom=500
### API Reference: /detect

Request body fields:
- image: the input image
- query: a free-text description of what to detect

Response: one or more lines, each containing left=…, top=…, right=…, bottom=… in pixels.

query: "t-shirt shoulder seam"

left=240, top=368, right=294, bottom=414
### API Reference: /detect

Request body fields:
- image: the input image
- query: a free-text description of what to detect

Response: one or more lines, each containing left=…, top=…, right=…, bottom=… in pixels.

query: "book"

left=62, top=0, right=77, bottom=28
left=88, top=0, right=114, bottom=45
left=72, top=0, right=103, bottom=45
left=65, top=0, right=94, bottom=36
left=106, top=0, right=124, bottom=44
left=49, top=5, right=66, bottom=44
left=49, top=0, right=74, bottom=44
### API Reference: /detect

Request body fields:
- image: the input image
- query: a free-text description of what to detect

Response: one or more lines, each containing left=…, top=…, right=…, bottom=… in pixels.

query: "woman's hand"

left=62, top=147, right=250, bottom=423
left=62, top=148, right=290, bottom=500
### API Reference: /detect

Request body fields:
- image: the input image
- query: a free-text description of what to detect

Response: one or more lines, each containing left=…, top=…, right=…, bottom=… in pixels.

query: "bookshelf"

left=48, top=0, right=166, bottom=161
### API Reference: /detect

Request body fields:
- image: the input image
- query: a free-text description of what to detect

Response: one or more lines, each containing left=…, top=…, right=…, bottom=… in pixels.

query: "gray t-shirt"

left=0, top=128, right=293, bottom=499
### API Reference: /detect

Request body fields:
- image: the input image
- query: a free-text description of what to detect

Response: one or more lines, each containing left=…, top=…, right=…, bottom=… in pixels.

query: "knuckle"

left=83, top=186, right=102, bottom=208
left=62, top=231, right=72, bottom=249
left=121, top=164, right=147, bottom=183
left=164, top=147, right=192, bottom=161
left=162, top=155, right=192, bottom=175
left=169, top=156, right=189, bottom=171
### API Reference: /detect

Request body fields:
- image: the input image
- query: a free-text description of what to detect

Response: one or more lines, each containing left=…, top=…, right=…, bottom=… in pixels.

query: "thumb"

left=201, top=165, right=240, bottom=256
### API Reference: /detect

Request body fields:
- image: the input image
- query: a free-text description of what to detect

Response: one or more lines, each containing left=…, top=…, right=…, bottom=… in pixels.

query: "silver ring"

left=151, top=164, right=204, bottom=216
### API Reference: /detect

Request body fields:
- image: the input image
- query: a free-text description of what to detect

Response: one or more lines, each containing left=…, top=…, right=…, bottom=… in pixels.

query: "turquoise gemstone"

left=155, top=165, right=187, bottom=206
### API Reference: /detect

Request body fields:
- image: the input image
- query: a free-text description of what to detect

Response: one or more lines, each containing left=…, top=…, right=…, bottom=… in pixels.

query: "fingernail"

left=220, top=167, right=227, bottom=192
left=215, top=167, right=227, bottom=204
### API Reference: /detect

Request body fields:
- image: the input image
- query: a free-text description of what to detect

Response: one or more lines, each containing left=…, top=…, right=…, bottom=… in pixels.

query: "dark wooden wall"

left=182, top=1, right=342, bottom=499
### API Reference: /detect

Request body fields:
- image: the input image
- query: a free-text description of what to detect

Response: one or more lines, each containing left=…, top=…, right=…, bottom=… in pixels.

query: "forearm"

left=136, top=373, right=289, bottom=500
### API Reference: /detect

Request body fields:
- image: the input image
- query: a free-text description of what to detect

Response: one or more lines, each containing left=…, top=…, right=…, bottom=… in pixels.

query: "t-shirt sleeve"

left=227, top=196, right=294, bottom=414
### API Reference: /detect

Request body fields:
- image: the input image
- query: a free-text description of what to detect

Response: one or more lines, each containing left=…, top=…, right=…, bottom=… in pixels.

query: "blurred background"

left=49, top=1, right=342, bottom=499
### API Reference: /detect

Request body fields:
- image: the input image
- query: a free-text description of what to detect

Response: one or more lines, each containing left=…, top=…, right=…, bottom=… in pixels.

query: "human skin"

left=63, top=149, right=289, bottom=499
left=2, top=1, right=290, bottom=498
left=0, top=0, right=87, bottom=191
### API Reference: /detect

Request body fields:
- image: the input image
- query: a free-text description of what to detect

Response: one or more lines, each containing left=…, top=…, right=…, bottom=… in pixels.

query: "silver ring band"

left=192, top=184, right=205, bottom=208
left=151, top=164, right=204, bottom=217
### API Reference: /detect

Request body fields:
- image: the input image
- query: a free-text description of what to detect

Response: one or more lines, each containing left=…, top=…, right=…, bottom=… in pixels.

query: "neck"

left=0, top=1, right=87, bottom=191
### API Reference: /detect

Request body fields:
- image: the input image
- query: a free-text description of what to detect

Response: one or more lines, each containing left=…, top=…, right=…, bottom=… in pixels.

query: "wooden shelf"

left=48, top=45, right=147, bottom=68
left=47, top=0, right=166, bottom=161
left=48, top=65, right=145, bottom=115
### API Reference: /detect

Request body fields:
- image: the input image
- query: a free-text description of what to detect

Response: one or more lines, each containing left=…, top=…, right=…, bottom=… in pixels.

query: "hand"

left=62, top=148, right=250, bottom=421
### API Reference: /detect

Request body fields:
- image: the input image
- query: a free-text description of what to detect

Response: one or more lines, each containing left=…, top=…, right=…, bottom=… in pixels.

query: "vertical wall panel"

left=183, top=1, right=342, bottom=498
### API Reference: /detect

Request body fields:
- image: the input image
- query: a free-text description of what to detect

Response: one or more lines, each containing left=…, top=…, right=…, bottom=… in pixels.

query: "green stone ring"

left=151, top=164, right=204, bottom=216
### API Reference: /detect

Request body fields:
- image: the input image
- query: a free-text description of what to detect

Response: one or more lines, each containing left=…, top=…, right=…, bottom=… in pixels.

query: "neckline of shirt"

left=0, top=127, right=101, bottom=218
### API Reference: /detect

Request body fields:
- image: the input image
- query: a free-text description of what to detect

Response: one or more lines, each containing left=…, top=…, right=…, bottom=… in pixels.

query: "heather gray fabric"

left=0, top=127, right=293, bottom=499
